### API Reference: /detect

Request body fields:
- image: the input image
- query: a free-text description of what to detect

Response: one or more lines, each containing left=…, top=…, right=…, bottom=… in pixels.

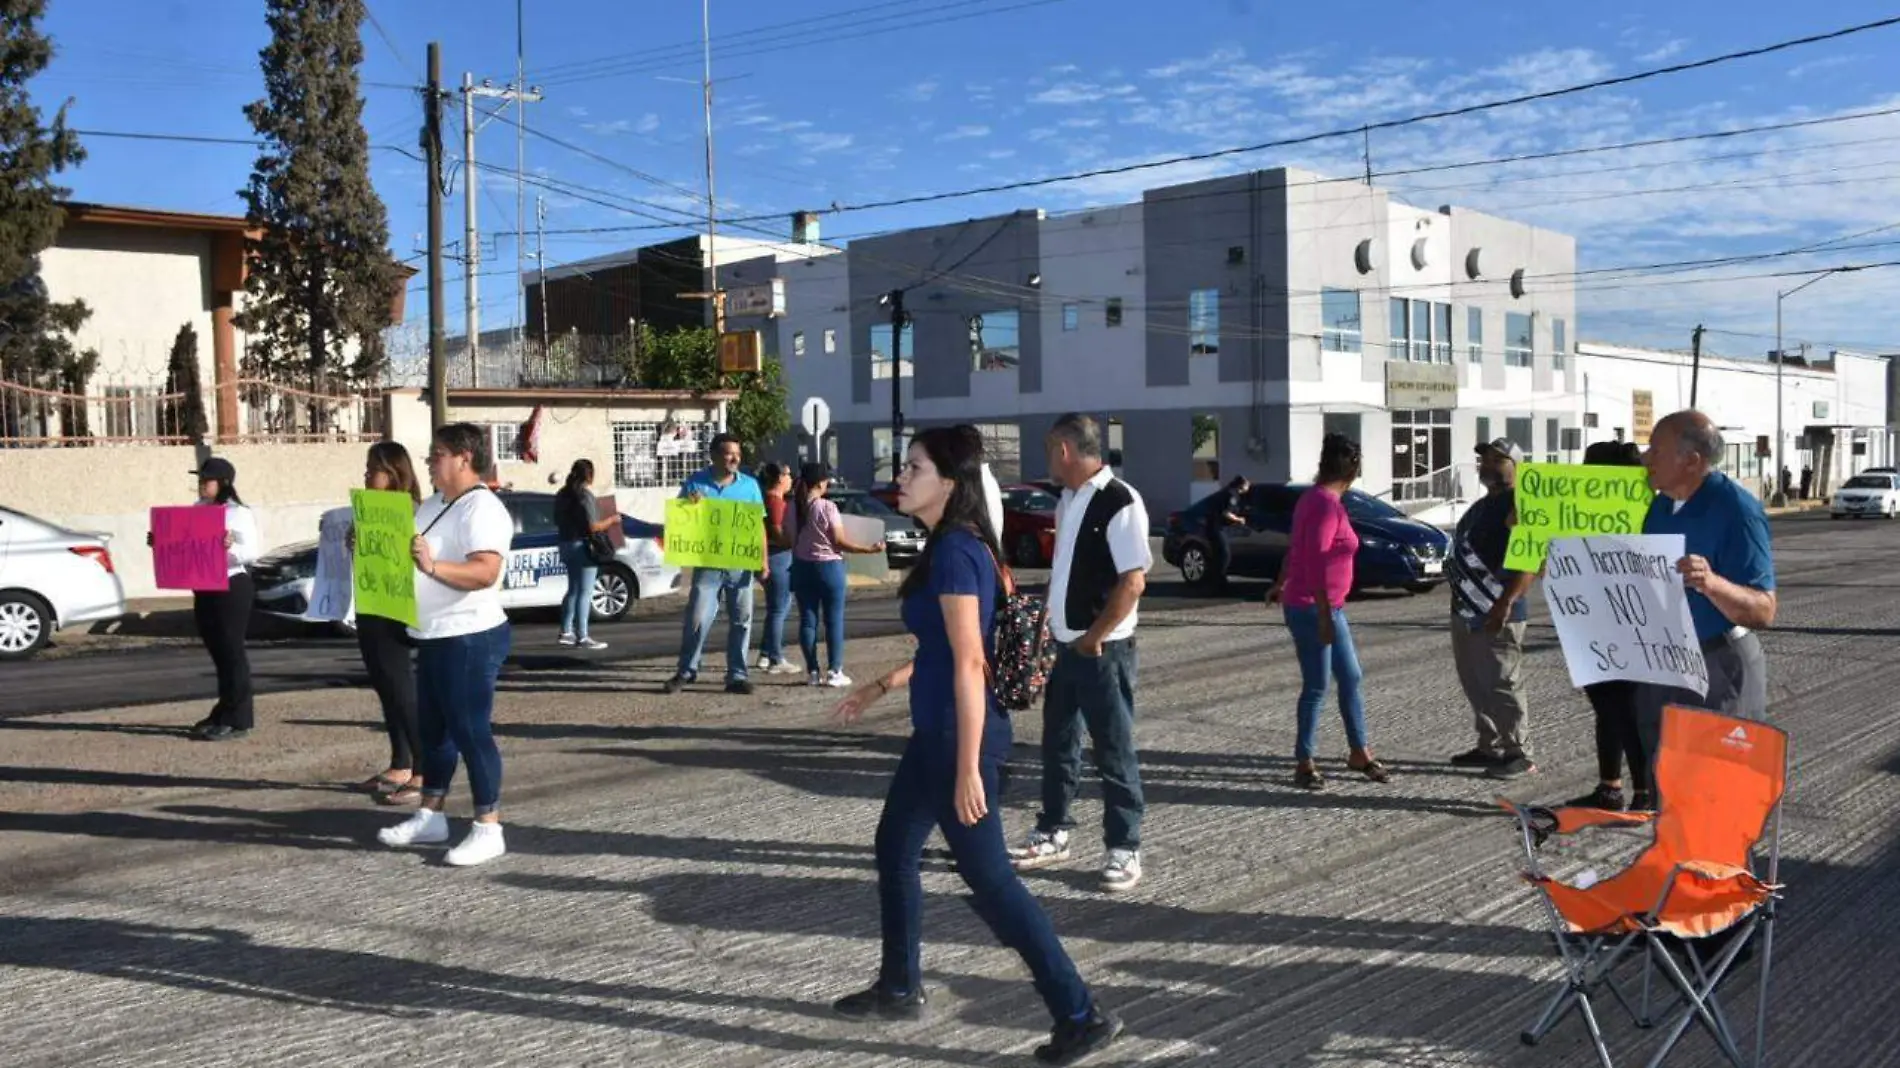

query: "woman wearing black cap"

left=155, top=457, right=261, bottom=741
left=788, top=461, right=883, bottom=687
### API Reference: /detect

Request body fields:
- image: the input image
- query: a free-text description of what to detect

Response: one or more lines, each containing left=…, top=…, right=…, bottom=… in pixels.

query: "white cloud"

left=1637, top=38, right=1688, bottom=63
left=897, top=78, right=940, bottom=103
left=937, top=124, right=991, bottom=141
left=635, top=113, right=660, bottom=134
left=566, top=105, right=590, bottom=118
left=581, top=118, right=635, bottom=136
left=1030, top=82, right=1141, bottom=106
left=794, top=131, right=855, bottom=153
left=986, top=148, right=1016, bottom=160
left=1788, top=55, right=1859, bottom=80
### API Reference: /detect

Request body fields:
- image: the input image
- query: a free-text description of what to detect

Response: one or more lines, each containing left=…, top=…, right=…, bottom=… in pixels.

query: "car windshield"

left=1844, top=475, right=1896, bottom=490
left=1006, top=488, right=1060, bottom=512
left=1342, top=490, right=1404, bottom=520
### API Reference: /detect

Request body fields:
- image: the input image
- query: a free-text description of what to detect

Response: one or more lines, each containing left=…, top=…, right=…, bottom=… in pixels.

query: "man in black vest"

left=1009, top=414, right=1154, bottom=893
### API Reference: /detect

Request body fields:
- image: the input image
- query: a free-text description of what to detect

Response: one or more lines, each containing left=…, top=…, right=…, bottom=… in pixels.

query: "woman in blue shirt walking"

left=832, top=425, right=1120, bottom=1066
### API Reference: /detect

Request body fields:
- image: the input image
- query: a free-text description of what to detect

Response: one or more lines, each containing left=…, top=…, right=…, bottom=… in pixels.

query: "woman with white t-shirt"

left=377, top=423, right=518, bottom=867
left=148, top=457, right=261, bottom=741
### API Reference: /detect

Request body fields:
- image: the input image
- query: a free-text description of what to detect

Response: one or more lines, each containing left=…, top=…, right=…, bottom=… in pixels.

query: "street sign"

left=718, top=330, right=762, bottom=373
left=727, top=278, right=785, bottom=318
left=801, top=396, right=831, bottom=439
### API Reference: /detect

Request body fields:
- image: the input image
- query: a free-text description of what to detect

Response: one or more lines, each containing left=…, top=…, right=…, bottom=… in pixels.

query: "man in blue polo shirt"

left=664, top=433, right=767, bottom=696
left=1638, top=410, right=1777, bottom=747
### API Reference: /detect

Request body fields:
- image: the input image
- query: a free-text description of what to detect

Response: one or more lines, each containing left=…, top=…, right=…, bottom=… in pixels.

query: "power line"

left=362, top=3, right=421, bottom=81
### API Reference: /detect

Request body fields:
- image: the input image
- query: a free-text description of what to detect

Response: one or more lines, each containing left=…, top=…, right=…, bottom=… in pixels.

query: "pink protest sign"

left=151, top=506, right=229, bottom=591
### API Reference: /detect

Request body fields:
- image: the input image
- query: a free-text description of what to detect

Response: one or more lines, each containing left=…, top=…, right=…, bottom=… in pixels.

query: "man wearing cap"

left=1446, top=438, right=1538, bottom=779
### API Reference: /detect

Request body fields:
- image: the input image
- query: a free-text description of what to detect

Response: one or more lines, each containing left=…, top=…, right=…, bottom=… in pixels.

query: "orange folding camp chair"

left=1500, top=705, right=1788, bottom=1068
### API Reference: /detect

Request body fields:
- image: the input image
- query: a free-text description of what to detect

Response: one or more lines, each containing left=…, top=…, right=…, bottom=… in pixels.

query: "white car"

left=0, top=505, right=129, bottom=659
left=250, top=490, right=680, bottom=630
left=1832, top=473, right=1900, bottom=519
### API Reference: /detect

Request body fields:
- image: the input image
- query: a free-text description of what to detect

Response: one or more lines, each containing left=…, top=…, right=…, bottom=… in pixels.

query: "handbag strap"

left=420, top=484, right=489, bottom=538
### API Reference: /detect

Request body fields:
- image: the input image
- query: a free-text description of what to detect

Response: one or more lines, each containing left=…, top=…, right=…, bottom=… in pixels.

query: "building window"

left=611, top=420, right=717, bottom=489
left=1062, top=303, right=1079, bottom=332
left=971, top=422, right=1021, bottom=481
left=1475, top=416, right=1491, bottom=445
left=1389, top=298, right=1451, bottom=363
left=1505, top=416, right=1533, bottom=456
left=823, top=328, right=837, bottom=354
left=1323, top=412, right=1362, bottom=446
left=1105, top=297, right=1123, bottom=328
left=970, top=310, right=1020, bottom=372
left=1320, top=289, right=1362, bottom=353
left=1107, top=417, right=1124, bottom=467
left=1546, top=417, right=1560, bottom=463
left=1467, top=307, right=1483, bottom=364
left=1390, top=408, right=1452, bottom=501
left=102, top=385, right=161, bottom=440
left=870, top=320, right=914, bottom=379
left=1191, top=413, right=1220, bottom=481
left=1505, top=312, right=1533, bottom=368
left=1434, top=303, right=1452, bottom=363
left=1552, top=317, right=1567, bottom=371
left=872, top=427, right=895, bottom=484
left=478, top=422, right=521, bottom=467
left=793, top=331, right=806, bottom=358
left=1189, top=289, right=1219, bottom=356
left=1389, top=297, right=1409, bottom=361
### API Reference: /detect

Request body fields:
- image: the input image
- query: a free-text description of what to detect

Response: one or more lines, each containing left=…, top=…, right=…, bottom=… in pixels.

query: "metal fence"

left=235, top=378, right=384, bottom=443
left=0, top=375, right=384, bottom=447
left=612, top=419, right=718, bottom=489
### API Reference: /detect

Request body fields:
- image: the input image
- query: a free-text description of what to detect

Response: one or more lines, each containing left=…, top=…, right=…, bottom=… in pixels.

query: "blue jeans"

left=558, top=540, right=597, bottom=640
left=761, top=550, right=794, bottom=664
left=793, top=557, right=847, bottom=675
left=676, top=567, right=755, bottom=683
left=876, top=719, right=1092, bottom=1024
left=416, top=621, right=511, bottom=815
left=1037, top=639, right=1145, bottom=851
left=1283, top=605, right=1369, bottom=761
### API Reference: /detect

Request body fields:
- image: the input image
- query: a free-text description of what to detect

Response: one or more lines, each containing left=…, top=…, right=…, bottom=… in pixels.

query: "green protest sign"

left=350, top=488, right=419, bottom=626
left=1505, top=463, right=1655, bottom=572
left=664, top=498, right=766, bottom=571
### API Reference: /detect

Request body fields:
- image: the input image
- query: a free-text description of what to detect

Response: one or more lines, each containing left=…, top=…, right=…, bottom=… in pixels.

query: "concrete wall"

left=41, top=226, right=228, bottom=394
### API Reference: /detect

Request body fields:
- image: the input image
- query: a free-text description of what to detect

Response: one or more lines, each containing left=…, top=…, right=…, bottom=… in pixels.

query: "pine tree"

left=237, top=0, right=397, bottom=394
left=163, top=321, right=208, bottom=441
left=0, top=0, right=96, bottom=441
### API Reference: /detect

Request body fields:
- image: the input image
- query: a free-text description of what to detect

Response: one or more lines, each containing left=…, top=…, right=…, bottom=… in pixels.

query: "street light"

left=1772, top=266, right=1863, bottom=506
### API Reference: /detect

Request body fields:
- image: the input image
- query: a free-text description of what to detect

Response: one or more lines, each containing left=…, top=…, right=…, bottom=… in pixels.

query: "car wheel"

left=591, top=565, right=634, bottom=622
left=1013, top=532, right=1043, bottom=568
left=1405, top=583, right=1436, bottom=594
left=0, top=591, right=53, bottom=660
left=1179, top=544, right=1214, bottom=588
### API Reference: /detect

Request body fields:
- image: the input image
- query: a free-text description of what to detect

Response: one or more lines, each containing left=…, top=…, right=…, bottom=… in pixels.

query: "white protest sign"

left=1542, top=534, right=1708, bottom=696
left=308, top=507, right=356, bottom=622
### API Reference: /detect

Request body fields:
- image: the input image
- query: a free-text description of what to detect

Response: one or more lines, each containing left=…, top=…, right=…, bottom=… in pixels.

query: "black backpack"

left=987, top=553, right=1055, bottom=711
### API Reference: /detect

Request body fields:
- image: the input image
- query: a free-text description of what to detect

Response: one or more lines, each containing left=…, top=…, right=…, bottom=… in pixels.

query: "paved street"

left=1, top=513, right=1897, bottom=1067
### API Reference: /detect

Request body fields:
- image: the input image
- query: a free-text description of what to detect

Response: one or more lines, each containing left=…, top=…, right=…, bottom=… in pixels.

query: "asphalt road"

left=0, top=565, right=1245, bottom=717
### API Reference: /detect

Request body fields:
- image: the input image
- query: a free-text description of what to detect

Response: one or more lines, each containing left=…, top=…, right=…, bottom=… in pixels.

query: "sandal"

left=1347, top=758, right=1392, bottom=783
left=355, top=774, right=406, bottom=794
left=378, top=783, right=423, bottom=806
left=1293, top=765, right=1326, bottom=791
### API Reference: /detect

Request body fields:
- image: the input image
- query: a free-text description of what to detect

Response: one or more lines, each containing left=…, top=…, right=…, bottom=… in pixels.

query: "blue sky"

left=33, top=0, right=1900, bottom=357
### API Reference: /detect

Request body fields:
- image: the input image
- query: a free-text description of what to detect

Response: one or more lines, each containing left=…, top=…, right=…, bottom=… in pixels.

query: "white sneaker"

left=1008, top=828, right=1072, bottom=871
left=1101, top=848, right=1142, bottom=893
left=578, top=638, right=608, bottom=651
left=557, top=633, right=577, bottom=647
left=445, top=822, right=507, bottom=867
left=767, top=661, right=802, bottom=675
left=826, top=671, right=854, bottom=689
left=757, top=655, right=773, bottom=670
left=378, top=808, right=449, bottom=847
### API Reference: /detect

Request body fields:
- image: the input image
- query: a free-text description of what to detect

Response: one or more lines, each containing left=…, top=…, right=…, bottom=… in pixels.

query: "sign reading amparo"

left=1504, top=462, right=1654, bottom=571
left=664, top=498, right=766, bottom=571
left=1542, top=534, right=1707, bottom=696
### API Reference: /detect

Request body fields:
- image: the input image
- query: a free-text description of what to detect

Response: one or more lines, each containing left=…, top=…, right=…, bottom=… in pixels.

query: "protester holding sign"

left=148, top=458, right=260, bottom=741
left=663, top=433, right=767, bottom=696
left=790, top=462, right=885, bottom=688
left=1571, top=440, right=1653, bottom=812
left=1637, top=410, right=1776, bottom=747
left=377, top=424, right=517, bottom=868
left=352, top=442, right=425, bottom=806
left=1265, top=434, right=1388, bottom=791
left=1446, top=439, right=1539, bottom=781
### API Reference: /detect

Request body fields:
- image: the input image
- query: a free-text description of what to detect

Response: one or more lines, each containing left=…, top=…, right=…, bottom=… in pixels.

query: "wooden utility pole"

left=425, top=42, right=447, bottom=430
left=1690, top=323, right=1704, bottom=409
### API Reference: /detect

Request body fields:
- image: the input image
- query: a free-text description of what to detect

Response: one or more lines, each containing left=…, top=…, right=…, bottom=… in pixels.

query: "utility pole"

left=535, top=195, right=550, bottom=366
left=700, top=0, right=724, bottom=335
left=424, top=43, right=447, bottom=430
left=462, top=75, right=543, bottom=386
left=1690, top=323, right=1704, bottom=409
left=881, top=289, right=908, bottom=480
left=515, top=0, right=529, bottom=363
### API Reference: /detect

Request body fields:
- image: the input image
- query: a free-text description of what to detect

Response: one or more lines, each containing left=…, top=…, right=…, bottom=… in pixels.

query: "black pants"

left=356, top=614, right=420, bottom=770
left=1584, top=679, right=1647, bottom=791
left=192, top=574, right=255, bottom=730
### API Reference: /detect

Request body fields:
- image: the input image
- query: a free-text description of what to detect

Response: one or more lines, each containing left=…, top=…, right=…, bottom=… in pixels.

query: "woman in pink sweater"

left=1266, top=434, right=1390, bottom=790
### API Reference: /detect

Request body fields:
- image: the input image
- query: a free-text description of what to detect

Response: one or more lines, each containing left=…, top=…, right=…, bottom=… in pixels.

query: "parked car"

left=0, top=505, right=128, bottom=660
left=1162, top=483, right=1449, bottom=593
left=826, top=487, right=925, bottom=567
left=1001, top=483, right=1060, bottom=566
left=1831, top=472, right=1900, bottom=519
left=250, top=491, right=680, bottom=629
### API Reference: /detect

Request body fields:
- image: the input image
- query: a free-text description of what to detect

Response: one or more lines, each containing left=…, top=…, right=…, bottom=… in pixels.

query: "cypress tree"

left=163, top=321, right=208, bottom=441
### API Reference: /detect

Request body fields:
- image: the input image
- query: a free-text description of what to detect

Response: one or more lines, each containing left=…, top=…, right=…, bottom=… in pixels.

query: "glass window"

left=872, top=427, right=894, bottom=483
left=1411, top=301, right=1432, bottom=362
left=1467, top=307, right=1483, bottom=364
left=511, top=496, right=557, bottom=537
left=1389, top=297, right=1409, bottom=361
left=1191, top=413, right=1219, bottom=481
left=1105, top=297, right=1123, bottom=328
left=971, top=422, right=1021, bottom=481
left=1321, top=289, right=1362, bottom=353
left=1323, top=411, right=1362, bottom=445
left=1475, top=416, right=1491, bottom=445
left=971, top=310, right=1020, bottom=372
left=1062, top=303, right=1079, bottom=331
left=1552, top=317, right=1568, bottom=371
left=1189, top=289, right=1219, bottom=356
left=870, top=320, right=914, bottom=380
left=792, top=331, right=806, bottom=358
left=1546, top=418, right=1560, bottom=463
left=1505, top=416, right=1533, bottom=454
left=823, top=328, right=837, bottom=354
left=102, top=385, right=161, bottom=439
left=1505, top=312, right=1533, bottom=368
left=1434, top=303, right=1452, bottom=364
